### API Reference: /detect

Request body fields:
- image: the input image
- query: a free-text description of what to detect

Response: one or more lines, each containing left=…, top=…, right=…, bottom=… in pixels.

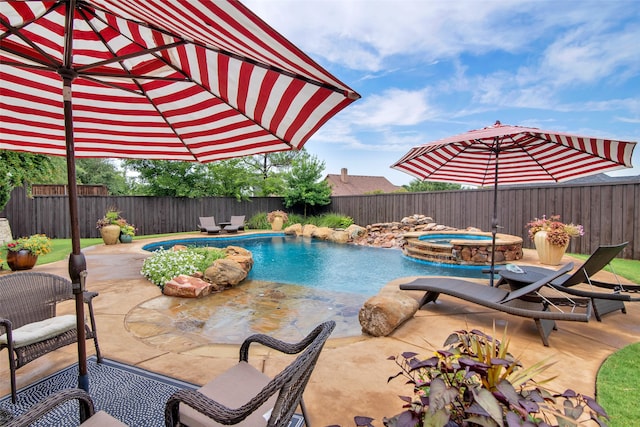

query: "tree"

left=122, top=158, right=256, bottom=199
left=403, top=179, right=462, bottom=192
left=0, top=151, right=61, bottom=211
left=76, top=159, right=129, bottom=195
left=242, top=152, right=302, bottom=196
left=282, top=151, right=331, bottom=216
left=122, top=160, right=211, bottom=197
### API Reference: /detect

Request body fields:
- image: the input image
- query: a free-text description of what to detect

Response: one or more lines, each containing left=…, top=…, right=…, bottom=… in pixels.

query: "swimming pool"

left=143, top=234, right=487, bottom=296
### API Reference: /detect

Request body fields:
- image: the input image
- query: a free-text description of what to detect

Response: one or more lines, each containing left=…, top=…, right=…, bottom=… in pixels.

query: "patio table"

left=499, top=266, right=555, bottom=291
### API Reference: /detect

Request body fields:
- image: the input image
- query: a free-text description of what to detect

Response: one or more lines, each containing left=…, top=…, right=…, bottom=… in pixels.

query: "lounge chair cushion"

left=179, top=361, right=277, bottom=427
left=0, top=314, right=77, bottom=348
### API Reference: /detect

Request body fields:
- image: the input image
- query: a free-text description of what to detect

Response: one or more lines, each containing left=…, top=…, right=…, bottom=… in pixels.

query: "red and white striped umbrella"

left=391, top=121, right=636, bottom=285
left=0, top=0, right=359, bottom=395
left=391, top=121, right=635, bottom=186
left=1, top=1, right=359, bottom=161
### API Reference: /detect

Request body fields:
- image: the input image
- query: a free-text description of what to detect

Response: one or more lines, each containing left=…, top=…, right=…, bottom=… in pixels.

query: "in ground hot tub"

left=402, top=230, right=523, bottom=266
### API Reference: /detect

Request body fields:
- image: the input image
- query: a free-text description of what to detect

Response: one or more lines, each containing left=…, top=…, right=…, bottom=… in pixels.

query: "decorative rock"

left=163, top=275, right=211, bottom=298
left=302, top=224, right=318, bottom=237
left=284, top=223, right=303, bottom=235
left=345, top=224, right=366, bottom=239
left=329, top=230, right=349, bottom=244
left=359, top=292, right=419, bottom=337
left=224, top=246, right=254, bottom=271
left=203, top=258, right=248, bottom=287
left=312, top=227, right=333, bottom=240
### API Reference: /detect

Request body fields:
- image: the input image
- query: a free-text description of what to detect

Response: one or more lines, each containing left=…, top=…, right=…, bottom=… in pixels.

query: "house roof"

left=325, top=169, right=402, bottom=196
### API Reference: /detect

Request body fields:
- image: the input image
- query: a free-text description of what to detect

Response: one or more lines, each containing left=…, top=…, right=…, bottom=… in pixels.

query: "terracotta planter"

left=119, top=234, right=133, bottom=244
left=534, top=230, right=568, bottom=265
left=270, top=216, right=284, bottom=231
left=100, top=224, right=121, bottom=245
left=6, top=249, right=38, bottom=271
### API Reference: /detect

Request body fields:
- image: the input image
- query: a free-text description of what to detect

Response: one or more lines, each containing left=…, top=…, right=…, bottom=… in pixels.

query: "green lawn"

left=597, top=342, right=640, bottom=426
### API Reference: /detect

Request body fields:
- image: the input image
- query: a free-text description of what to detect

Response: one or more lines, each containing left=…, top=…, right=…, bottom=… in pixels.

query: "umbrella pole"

left=62, top=72, right=90, bottom=395
left=61, top=0, right=89, bottom=400
left=489, top=149, right=499, bottom=287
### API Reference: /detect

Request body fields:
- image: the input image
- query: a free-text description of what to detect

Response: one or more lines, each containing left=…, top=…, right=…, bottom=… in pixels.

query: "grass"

left=596, top=342, right=640, bottom=426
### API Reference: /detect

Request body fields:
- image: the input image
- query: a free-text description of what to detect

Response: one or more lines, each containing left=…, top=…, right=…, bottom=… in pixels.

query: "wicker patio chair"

left=164, top=320, right=336, bottom=427
left=400, top=263, right=593, bottom=347
left=0, top=272, right=103, bottom=403
left=4, top=388, right=126, bottom=427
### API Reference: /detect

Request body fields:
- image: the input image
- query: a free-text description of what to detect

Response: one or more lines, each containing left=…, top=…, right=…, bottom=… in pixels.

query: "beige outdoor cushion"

left=179, top=361, right=278, bottom=427
left=81, top=410, right=129, bottom=426
left=0, top=314, right=77, bottom=348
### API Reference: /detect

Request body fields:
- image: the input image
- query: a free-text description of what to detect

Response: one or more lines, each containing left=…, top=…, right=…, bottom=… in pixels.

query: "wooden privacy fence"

left=2, top=179, right=639, bottom=259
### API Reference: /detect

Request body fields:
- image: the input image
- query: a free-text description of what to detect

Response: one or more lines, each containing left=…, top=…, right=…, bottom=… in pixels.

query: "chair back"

left=244, top=321, right=335, bottom=427
left=199, top=216, right=217, bottom=227
left=557, top=242, right=628, bottom=287
left=0, top=272, right=73, bottom=330
left=230, top=215, right=245, bottom=226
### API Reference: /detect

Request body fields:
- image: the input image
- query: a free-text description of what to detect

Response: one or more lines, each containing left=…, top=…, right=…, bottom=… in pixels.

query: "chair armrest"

left=588, top=280, right=640, bottom=293
left=5, top=388, right=95, bottom=427
left=239, top=322, right=326, bottom=362
left=0, top=318, right=13, bottom=344
left=550, top=284, right=633, bottom=301
left=165, top=389, right=258, bottom=426
left=83, top=291, right=99, bottom=303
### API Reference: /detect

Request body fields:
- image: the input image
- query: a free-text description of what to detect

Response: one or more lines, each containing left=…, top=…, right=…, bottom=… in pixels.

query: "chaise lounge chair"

left=198, top=216, right=221, bottom=234
left=399, top=263, right=592, bottom=347
left=500, top=242, right=639, bottom=321
left=164, top=321, right=335, bottom=427
left=223, top=215, right=246, bottom=233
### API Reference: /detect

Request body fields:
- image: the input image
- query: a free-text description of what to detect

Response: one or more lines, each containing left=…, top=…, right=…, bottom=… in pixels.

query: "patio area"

left=1, top=234, right=639, bottom=425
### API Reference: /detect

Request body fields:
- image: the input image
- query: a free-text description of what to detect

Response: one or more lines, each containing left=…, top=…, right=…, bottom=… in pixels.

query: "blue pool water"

left=143, top=234, right=488, bottom=295
left=418, top=233, right=493, bottom=246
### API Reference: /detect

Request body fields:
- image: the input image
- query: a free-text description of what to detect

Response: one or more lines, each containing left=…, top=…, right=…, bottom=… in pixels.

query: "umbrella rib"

left=83, top=1, right=355, bottom=98
left=76, top=6, right=290, bottom=150
left=0, top=10, right=63, bottom=69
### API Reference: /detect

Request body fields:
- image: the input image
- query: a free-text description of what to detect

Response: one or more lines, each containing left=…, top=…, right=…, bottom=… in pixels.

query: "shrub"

left=317, top=213, right=354, bottom=229
left=356, top=328, right=608, bottom=427
left=141, top=247, right=225, bottom=289
left=247, top=212, right=354, bottom=230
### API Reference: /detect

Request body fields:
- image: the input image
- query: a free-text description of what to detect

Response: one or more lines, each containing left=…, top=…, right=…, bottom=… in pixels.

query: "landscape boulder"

left=203, top=258, right=249, bottom=287
left=359, top=291, right=419, bottom=337
left=163, top=275, right=211, bottom=298
left=284, top=223, right=303, bottom=235
left=302, top=224, right=318, bottom=237
left=224, top=246, right=254, bottom=271
left=312, top=226, right=333, bottom=240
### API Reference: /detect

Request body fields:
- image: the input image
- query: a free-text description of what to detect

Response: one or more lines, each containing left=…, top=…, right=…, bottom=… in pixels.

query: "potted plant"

left=267, top=210, right=288, bottom=231
left=526, top=215, right=584, bottom=265
left=357, top=328, right=608, bottom=427
left=96, top=207, right=125, bottom=245
left=2, top=234, right=52, bottom=270
left=119, top=223, right=136, bottom=243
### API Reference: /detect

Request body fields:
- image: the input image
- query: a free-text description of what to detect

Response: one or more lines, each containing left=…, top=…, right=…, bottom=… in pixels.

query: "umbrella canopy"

left=391, top=121, right=636, bottom=285
left=1, top=0, right=359, bottom=396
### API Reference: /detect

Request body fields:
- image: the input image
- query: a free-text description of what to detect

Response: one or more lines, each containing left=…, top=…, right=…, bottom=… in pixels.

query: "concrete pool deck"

left=1, top=232, right=638, bottom=425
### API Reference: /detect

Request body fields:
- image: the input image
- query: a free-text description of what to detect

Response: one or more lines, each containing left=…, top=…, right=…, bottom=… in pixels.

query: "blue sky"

left=245, top=0, right=640, bottom=186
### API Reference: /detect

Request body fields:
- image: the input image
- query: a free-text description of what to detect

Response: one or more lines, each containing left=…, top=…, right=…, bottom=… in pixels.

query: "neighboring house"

left=325, top=168, right=402, bottom=196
